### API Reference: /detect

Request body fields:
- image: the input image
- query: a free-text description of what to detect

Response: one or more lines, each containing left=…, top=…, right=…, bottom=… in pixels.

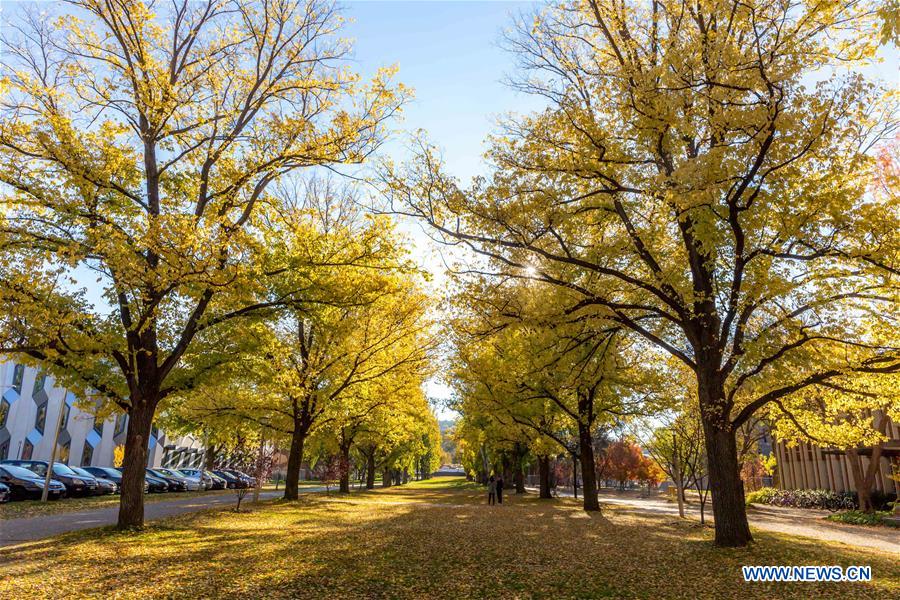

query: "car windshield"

left=52, top=463, right=79, bottom=476
left=1, top=465, right=42, bottom=478
left=148, top=470, right=168, bottom=478
left=91, top=468, right=118, bottom=477
left=71, top=467, right=95, bottom=478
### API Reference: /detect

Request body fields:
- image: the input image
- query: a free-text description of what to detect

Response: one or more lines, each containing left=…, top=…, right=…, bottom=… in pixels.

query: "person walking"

left=495, top=473, right=504, bottom=504
left=487, top=475, right=497, bottom=505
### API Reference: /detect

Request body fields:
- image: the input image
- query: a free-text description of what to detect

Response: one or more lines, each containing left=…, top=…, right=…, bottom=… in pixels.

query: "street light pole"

left=41, top=388, right=68, bottom=502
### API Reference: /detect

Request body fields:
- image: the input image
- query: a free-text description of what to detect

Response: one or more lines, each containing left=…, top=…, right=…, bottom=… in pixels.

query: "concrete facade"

left=774, top=413, right=899, bottom=496
left=0, top=360, right=203, bottom=468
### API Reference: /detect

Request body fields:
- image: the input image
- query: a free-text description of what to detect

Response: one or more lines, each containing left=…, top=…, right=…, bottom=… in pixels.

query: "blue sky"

left=342, top=1, right=541, bottom=180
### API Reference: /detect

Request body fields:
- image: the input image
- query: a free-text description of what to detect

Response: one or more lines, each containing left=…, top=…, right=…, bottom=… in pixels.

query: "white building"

left=0, top=360, right=204, bottom=468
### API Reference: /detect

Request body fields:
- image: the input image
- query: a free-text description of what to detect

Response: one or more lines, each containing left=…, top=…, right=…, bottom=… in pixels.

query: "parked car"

left=212, top=470, right=247, bottom=489
left=224, top=469, right=257, bottom=487
left=206, top=471, right=228, bottom=490
left=82, top=467, right=149, bottom=493
left=179, top=469, right=218, bottom=490
left=71, top=467, right=117, bottom=494
left=0, top=482, right=10, bottom=503
left=140, top=471, right=170, bottom=493
left=2, top=460, right=99, bottom=496
left=0, top=465, right=66, bottom=500
left=155, top=468, right=203, bottom=492
left=146, top=468, right=186, bottom=492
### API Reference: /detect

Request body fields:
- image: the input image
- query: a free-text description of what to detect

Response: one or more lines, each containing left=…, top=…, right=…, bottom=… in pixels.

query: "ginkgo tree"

left=0, top=0, right=406, bottom=528
left=449, top=277, right=665, bottom=511
left=384, top=0, right=900, bottom=546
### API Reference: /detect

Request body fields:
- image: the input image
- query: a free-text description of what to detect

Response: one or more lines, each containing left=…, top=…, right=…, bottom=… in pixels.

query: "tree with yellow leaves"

left=384, top=0, right=900, bottom=546
left=0, top=0, right=406, bottom=528
left=449, top=277, right=666, bottom=511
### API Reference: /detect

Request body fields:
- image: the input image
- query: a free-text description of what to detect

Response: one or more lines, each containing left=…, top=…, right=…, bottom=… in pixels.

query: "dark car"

left=212, top=470, right=247, bottom=489
left=0, top=482, right=10, bottom=503
left=0, top=465, right=66, bottom=500
left=146, top=468, right=186, bottom=492
left=83, top=467, right=149, bottom=493
left=83, top=466, right=122, bottom=484
left=205, top=471, right=228, bottom=490
left=72, top=467, right=117, bottom=494
left=141, top=473, right=170, bottom=493
left=224, top=469, right=257, bottom=487
left=2, top=460, right=99, bottom=496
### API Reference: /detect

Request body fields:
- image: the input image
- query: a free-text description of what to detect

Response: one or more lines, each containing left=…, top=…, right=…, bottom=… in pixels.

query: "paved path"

left=0, top=487, right=325, bottom=547
left=528, top=487, right=900, bottom=554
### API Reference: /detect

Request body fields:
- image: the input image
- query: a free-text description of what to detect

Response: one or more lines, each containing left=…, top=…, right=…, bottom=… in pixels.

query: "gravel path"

left=0, top=487, right=324, bottom=547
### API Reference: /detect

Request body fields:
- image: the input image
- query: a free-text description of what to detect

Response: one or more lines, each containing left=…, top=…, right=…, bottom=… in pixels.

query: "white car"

left=156, top=468, right=203, bottom=492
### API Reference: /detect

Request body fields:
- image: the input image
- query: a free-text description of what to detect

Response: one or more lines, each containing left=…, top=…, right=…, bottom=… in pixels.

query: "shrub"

left=745, top=487, right=777, bottom=506
left=826, top=510, right=900, bottom=527
left=745, top=488, right=856, bottom=511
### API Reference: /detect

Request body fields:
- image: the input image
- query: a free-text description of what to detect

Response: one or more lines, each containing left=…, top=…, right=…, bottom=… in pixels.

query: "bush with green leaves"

left=745, top=487, right=856, bottom=510
left=826, top=510, right=900, bottom=527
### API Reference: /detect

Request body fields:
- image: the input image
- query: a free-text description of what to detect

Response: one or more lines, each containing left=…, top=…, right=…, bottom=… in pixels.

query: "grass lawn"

left=1, top=477, right=897, bottom=599
left=0, top=482, right=321, bottom=520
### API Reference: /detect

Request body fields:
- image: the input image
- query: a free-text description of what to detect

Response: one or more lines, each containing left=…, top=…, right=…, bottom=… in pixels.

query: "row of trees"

left=0, top=0, right=438, bottom=529
left=385, top=0, right=900, bottom=547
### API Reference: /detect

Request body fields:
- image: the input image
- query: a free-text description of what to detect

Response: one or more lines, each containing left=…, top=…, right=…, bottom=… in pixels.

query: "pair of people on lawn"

left=487, top=474, right=504, bottom=505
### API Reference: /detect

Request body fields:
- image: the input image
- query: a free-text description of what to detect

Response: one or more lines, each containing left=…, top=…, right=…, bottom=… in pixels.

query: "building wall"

left=774, top=414, right=899, bottom=496
left=0, top=360, right=203, bottom=468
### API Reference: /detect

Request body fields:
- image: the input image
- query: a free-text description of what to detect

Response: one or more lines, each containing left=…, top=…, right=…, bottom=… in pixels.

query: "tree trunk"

left=538, top=455, right=552, bottom=499
left=703, top=421, right=753, bottom=546
left=572, top=454, right=578, bottom=499
left=339, top=443, right=351, bottom=494
left=382, top=467, right=392, bottom=488
left=672, top=432, right=685, bottom=519
left=204, top=442, right=218, bottom=470
left=366, top=452, right=376, bottom=489
left=284, top=425, right=306, bottom=501
left=117, top=401, right=154, bottom=529
left=847, top=449, right=874, bottom=512
left=578, top=423, right=600, bottom=512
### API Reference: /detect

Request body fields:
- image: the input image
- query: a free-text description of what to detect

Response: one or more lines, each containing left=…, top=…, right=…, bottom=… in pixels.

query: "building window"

left=81, top=442, right=94, bottom=467
left=12, top=364, right=24, bottom=394
left=0, top=440, right=9, bottom=460
left=21, top=439, right=33, bottom=460
left=58, top=440, right=70, bottom=465
left=114, top=414, right=127, bottom=437
left=34, top=403, right=47, bottom=434
left=32, top=373, right=46, bottom=395
left=93, top=416, right=103, bottom=437
left=60, top=404, right=70, bottom=430
left=0, top=398, right=10, bottom=428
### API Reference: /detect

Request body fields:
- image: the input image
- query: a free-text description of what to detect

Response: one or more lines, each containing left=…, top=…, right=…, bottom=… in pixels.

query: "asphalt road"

left=0, top=487, right=324, bottom=547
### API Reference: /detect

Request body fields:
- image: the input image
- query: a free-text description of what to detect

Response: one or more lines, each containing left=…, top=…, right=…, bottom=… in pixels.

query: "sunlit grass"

left=1, top=476, right=896, bottom=599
